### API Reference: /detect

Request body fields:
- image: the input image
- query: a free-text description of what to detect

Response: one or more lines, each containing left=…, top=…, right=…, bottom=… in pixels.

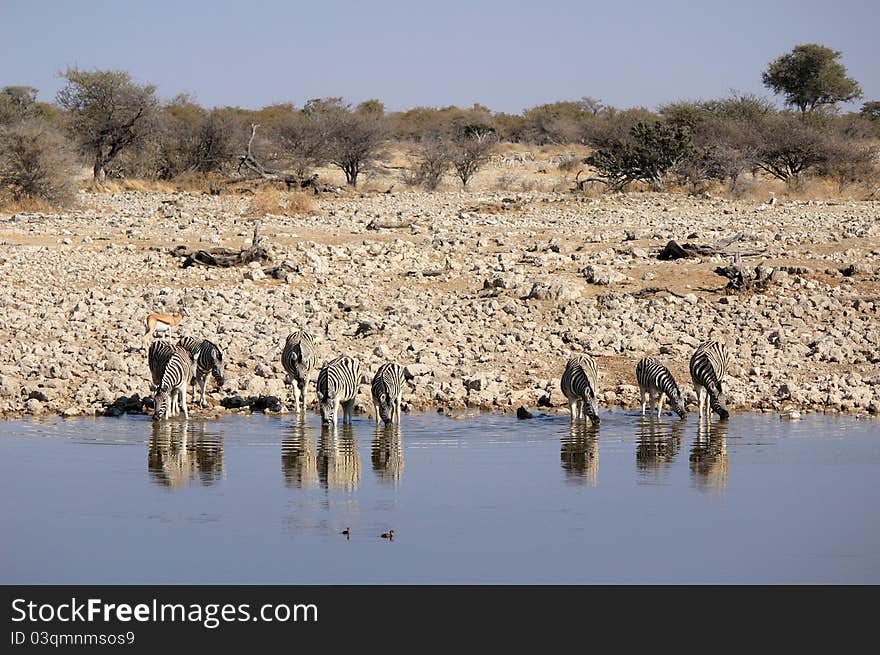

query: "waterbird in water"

left=341, top=527, right=351, bottom=539
left=381, top=530, right=394, bottom=541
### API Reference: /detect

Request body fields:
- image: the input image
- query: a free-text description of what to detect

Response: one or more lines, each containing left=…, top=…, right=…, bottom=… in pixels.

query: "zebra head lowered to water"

left=317, top=355, right=362, bottom=426
left=635, top=357, right=687, bottom=419
left=689, top=340, right=731, bottom=420
left=560, top=354, right=600, bottom=425
left=153, top=346, right=193, bottom=421
left=371, top=362, right=405, bottom=426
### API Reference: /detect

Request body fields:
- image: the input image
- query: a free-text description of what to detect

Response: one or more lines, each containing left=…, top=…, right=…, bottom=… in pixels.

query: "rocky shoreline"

left=1, top=188, right=878, bottom=421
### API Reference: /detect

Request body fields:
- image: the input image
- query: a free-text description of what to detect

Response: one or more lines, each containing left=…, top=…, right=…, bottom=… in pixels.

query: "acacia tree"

left=306, top=98, right=387, bottom=187
left=450, top=127, right=495, bottom=188
left=57, top=68, right=158, bottom=181
left=762, top=44, right=862, bottom=114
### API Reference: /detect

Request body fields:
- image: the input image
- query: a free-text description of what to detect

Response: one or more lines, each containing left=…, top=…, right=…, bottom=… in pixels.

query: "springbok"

left=145, top=303, right=189, bottom=338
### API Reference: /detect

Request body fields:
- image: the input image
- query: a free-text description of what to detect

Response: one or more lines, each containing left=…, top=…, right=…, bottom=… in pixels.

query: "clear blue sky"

left=1, top=0, right=877, bottom=113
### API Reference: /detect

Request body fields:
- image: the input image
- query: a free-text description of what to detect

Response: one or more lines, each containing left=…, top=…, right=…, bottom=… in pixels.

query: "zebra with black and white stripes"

left=371, top=362, right=405, bottom=426
left=635, top=357, right=687, bottom=419
left=560, top=354, right=600, bottom=425
left=689, top=340, right=731, bottom=420
left=281, top=330, right=318, bottom=414
left=148, top=340, right=177, bottom=410
left=153, top=345, right=193, bottom=421
left=177, top=336, right=225, bottom=407
left=316, top=355, right=362, bottom=425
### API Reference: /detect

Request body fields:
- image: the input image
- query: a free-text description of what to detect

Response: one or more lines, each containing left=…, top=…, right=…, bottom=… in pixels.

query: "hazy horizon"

left=1, top=0, right=877, bottom=113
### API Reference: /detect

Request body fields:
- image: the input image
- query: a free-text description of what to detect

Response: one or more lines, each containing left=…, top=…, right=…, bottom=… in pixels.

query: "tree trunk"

left=93, top=158, right=106, bottom=183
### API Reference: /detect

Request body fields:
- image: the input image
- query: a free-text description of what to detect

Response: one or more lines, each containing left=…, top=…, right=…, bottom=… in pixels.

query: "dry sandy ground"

left=0, top=173, right=878, bottom=420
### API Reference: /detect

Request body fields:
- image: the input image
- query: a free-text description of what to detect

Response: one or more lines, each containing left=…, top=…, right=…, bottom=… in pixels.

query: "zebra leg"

left=291, top=382, right=301, bottom=414
left=657, top=393, right=666, bottom=419
left=395, top=397, right=402, bottom=424
left=179, top=386, right=189, bottom=420
left=569, top=400, right=577, bottom=423
left=374, top=403, right=380, bottom=425
left=640, top=387, right=647, bottom=415
left=199, top=376, right=207, bottom=408
left=300, top=381, right=308, bottom=414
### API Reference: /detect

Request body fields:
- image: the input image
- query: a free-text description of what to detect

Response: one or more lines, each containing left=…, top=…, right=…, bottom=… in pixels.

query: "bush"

left=412, top=137, right=451, bottom=190
left=753, top=115, right=832, bottom=183
left=0, top=120, right=79, bottom=207
left=586, top=121, right=692, bottom=190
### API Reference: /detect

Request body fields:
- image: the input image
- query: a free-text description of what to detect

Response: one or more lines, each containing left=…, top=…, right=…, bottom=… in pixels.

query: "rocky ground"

left=1, top=184, right=878, bottom=420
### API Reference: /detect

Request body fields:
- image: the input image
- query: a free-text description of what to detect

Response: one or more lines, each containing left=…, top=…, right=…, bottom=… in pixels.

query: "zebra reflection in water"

left=281, top=415, right=317, bottom=489
left=636, top=416, right=685, bottom=474
left=371, top=423, right=404, bottom=485
left=560, top=423, right=599, bottom=485
left=148, top=420, right=223, bottom=488
left=689, top=419, right=729, bottom=492
left=316, top=424, right=360, bottom=491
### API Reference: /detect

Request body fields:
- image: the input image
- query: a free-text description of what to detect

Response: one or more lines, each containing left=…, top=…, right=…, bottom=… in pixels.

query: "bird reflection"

left=281, top=415, right=317, bottom=489
left=689, top=418, right=729, bottom=491
left=371, top=423, right=404, bottom=485
left=316, top=424, right=360, bottom=491
left=636, top=416, right=685, bottom=473
left=148, top=420, right=223, bottom=488
left=560, top=422, right=599, bottom=485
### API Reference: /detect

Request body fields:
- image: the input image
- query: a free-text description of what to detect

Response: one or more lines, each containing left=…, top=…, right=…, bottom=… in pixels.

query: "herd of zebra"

left=146, top=326, right=731, bottom=425
left=561, top=340, right=731, bottom=424
left=146, top=330, right=405, bottom=426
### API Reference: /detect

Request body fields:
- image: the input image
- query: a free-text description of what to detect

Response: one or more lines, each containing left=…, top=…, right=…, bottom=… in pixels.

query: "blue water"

left=1, top=411, right=878, bottom=584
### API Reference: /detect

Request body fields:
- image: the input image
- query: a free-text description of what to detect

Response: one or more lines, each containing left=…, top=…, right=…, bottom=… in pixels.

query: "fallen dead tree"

left=366, top=217, right=416, bottom=230
left=234, top=124, right=324, bottom=193
left=714, top=255, right=777, bottom=293
left=176, top=220, right=271, bottom=268
left=657, top=233, right=764, bottom=260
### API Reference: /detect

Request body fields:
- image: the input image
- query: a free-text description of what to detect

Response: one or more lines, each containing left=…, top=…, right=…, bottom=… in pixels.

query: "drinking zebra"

left=281, top=330, right=318, bottom=414
left=635, top=357, right=687, bottom=419
left=148, top=339, right=176, bottom=398
left=371, top=362, right=405, bottom=426
left=178, top=336, right=225, bottom=407
left=560, top=354, right=600, bottom=424
left=316, top=355, right=362, bottom=425
left=689, top=340, right=731, bottom=420
left=153, top=345, right=193, bottom=421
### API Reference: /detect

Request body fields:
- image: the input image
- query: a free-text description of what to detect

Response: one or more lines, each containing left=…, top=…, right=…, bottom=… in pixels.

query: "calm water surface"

left=1, top=411, right=878, bottom=584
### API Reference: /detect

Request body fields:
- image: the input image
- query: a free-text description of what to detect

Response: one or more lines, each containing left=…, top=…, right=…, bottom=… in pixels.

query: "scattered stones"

left=0, top=188, right=877, bottom=419
left=583, top=265, right=626, bottom=286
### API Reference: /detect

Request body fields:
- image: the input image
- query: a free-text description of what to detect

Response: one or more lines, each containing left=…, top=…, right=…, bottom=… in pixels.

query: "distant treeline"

left=1, top=43, right=878, bottom=205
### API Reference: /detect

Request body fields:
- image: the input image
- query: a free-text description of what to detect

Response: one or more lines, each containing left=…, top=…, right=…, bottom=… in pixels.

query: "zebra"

left=560, top=354, right=600, bottom=424
left=148, top=340, right=177, bottom=411
left=281, top=330, right=318, bottom=414
left=635, top=357, right=687, bottom=419
left=316, top=355, right=361, bottom=426
left=177, top=336, right=225, bottom=407
left=371, top=362, right=405, bottom=426
left=689, top=340, right=731, bottom=420
left=153, top=345, right=193, bottom=421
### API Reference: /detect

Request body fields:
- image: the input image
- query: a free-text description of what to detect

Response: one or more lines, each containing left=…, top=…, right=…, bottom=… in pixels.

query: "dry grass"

left=0, top=192, right=58, bottom=214
left=286, top=190, right=315, bottom=215
left=249, top=188, right=315, bottom=216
